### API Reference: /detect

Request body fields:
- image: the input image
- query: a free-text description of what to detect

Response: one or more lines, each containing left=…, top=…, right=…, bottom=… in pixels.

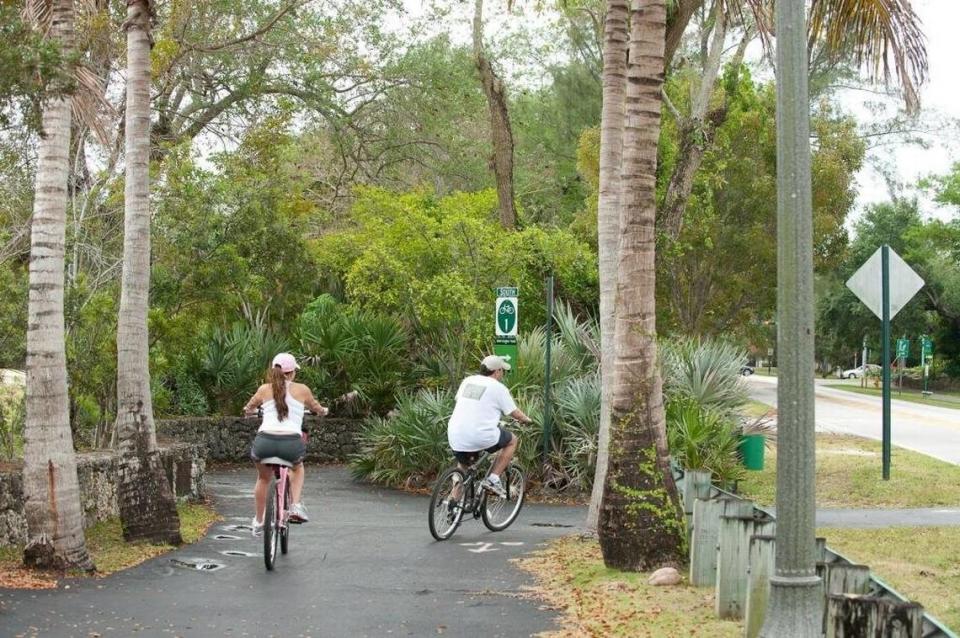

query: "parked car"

left=839, top=364, right=880, bottom=379
left=740, top=365, right=755, bottom=376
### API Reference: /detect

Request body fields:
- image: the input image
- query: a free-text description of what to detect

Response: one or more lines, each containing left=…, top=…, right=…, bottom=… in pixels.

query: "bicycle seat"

left=259, top=456, right=295, bottom=467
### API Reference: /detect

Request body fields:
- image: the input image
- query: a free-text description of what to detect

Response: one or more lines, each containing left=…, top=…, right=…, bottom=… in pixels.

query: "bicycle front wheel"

left=428, top=467, right=466, bottom=541
left=280, top=476, right=291, bottom=555
left=263, top=477, right=278, bottom=570
left=481, top=465, right=525, bottom=531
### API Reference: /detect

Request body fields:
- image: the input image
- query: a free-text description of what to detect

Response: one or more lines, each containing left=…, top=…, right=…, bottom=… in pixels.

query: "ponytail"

left=268, top=365, right=289, bottom=420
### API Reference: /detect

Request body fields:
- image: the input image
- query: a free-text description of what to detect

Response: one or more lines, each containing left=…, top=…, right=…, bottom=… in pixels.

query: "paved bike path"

left=0, top=466, right=586, bottom=638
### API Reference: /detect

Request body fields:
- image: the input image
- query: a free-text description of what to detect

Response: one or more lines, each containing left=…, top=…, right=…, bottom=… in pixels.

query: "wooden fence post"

left=744, top=534, right=776, bottom=638
left=826, top=594, right=924, bottom=637
left=690, top=497, right=724, bottom=586
left=682, top=469, right=713, bottom=544
left=715, top=498, right=757, bottom=619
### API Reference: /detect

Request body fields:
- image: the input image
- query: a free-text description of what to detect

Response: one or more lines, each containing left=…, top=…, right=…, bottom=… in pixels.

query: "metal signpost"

left=921, top=335, right=934, bottom=396
left=846, top=245, right=924, bottom=479
left=896, top=336, right=909, bottom=394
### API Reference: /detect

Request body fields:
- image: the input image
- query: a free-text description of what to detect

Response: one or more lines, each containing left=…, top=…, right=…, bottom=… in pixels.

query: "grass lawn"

left=826, top=383, right=960, bottom=410
left=0, top=501, right=219, bottom=588
left=741, top=400, right=776, bottom=419
left=820, top=527, right=960, bottom=631
left=737, top=434, right=960, bottom=508
left=518, top=536, right=742, bottom=637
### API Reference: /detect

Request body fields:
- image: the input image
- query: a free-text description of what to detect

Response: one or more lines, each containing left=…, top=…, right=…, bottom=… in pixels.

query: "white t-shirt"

left=447, top=375, right=518, bottom=452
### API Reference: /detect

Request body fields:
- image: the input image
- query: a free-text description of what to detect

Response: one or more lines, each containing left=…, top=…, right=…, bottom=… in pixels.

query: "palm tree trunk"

left=23, top=0, right=94, bottom=572
left=586, top=0, right=628, bottom=532
left=115, top=0, right=181, bottom=544
left=598, top=0, right=684, bottom=570
left=473, top=0, right=517, bottom=229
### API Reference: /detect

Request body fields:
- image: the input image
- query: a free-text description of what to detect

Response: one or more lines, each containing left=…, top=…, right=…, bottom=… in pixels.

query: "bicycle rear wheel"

left=280, top=476, right=290, bottom=555
left=428, top=467, right=466, bottom=541
left=263, top=477, right=278, bottom=570
left=481, top=465, right=525, bottom=531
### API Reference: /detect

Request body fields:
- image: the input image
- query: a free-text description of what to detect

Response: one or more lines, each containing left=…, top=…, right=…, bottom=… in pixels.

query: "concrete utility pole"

left=758, top=0, right=822, bottom=634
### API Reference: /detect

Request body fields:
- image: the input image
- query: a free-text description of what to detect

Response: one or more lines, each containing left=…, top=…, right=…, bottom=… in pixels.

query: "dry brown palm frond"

left=808, top=0, right=927, bottom=112
left=737, top=0, right=927, bottom=112
left=22, top=0, right=117, bottom=145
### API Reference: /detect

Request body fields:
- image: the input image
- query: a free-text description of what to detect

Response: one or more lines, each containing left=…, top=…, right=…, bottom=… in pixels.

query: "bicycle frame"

left=272, top=464, right=290, bottom=529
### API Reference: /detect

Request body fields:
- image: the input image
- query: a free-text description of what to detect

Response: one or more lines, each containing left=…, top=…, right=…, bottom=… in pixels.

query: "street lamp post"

left=758, top=0, right=822, bottom=634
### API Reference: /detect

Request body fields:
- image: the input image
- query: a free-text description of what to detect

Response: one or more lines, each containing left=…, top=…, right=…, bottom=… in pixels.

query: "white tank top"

left=258, top=384, right=306, bottom=435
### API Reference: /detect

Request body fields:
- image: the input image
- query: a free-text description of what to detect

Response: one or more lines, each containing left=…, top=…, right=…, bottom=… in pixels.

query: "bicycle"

left=250, top=391, right=357, bottom=571
left=258, top=453, right=296, bottom=570
left=428, top=451, right=526, bottom=541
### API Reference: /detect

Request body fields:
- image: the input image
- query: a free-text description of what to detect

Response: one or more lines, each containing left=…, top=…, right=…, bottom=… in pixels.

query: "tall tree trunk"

left=586, top=0, right=629, bottom=532
left=598, top=0, right=684, bottom=570
left=23, top=0, right=94, bottom=572
left=473, top=0, right=516, bottom=229
left=660, top=2, right=727, bottom=240
left=660, top=8, right=750, bottom=241
left=115, top=0, right=182, bottom=544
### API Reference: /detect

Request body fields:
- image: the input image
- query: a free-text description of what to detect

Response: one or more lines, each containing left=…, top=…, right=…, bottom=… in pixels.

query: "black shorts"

left=452, top=427, right=514, bottom=466
left=250, top=432, right=305, bottom=464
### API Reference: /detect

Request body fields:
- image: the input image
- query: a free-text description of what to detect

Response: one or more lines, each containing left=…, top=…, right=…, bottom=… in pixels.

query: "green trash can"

left=739, top=434, right=765, bottom=471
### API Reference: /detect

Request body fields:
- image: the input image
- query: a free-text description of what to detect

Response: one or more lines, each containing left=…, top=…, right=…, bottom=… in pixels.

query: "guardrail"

left=674, top=467, right=957, bottom=637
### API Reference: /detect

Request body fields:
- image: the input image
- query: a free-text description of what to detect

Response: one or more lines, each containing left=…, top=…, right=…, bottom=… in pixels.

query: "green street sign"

left=497, top=299, right=516, bottom=334
left=896, top=338, right=909, bottom=360
left=495, top=287, right=518, bottom=344
left=922, top=337, right=933, bottom=357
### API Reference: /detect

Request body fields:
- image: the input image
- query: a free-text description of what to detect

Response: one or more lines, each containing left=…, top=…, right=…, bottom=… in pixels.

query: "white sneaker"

left=481, top=476, right=507, bottom=498
left=251, top=517, right=264, bottom=537
left=289, top=502, right=309, bottom=523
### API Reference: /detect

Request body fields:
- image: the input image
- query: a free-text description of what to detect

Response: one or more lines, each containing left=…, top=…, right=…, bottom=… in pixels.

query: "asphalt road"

left=0, top=467, right=586, bottom=638
left=746, top=375, right=960, bottom=464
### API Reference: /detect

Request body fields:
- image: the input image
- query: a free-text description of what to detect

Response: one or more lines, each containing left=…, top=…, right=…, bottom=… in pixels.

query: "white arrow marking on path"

left=499, top=542, right=524, bottom=546
left=468, top=543, right=498, bottom=553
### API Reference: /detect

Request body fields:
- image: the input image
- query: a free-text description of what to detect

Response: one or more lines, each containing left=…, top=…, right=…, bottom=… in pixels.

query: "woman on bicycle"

left=243, top=352, right=328, bottom=537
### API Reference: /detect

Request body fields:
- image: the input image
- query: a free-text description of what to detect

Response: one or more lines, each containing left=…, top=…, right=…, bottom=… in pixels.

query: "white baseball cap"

left=271, top=352, right=300, bottom=373
left=481, top=354, right=511, bottom=371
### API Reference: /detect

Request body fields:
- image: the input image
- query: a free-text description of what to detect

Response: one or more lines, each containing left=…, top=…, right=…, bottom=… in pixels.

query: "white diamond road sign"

left=846, top=247, right=924, bottom=320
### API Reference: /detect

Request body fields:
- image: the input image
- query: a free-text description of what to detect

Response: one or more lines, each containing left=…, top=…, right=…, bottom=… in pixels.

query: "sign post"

left=921, top=335, right=934, bottom=396
left=896, top=336, right=909, bottom=394
left=846, top=245, right=924, bottom=480
left=494, top=287, right=518, bottom=373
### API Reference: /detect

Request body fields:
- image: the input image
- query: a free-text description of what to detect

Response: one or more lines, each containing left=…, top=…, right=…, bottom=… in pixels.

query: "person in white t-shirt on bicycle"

left=447, top=354, right=533, bottom=497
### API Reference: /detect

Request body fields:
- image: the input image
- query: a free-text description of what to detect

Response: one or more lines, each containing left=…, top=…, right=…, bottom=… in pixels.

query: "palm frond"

left=809, top=0, right=927, bottom=111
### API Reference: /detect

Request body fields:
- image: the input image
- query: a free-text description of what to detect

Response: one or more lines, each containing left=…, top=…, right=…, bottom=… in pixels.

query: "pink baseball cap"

left=271, top=352, right=300, bottom=373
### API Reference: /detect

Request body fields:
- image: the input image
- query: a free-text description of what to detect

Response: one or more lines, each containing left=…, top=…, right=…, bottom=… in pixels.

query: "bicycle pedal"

left=288, top=518, right=305, bottom=524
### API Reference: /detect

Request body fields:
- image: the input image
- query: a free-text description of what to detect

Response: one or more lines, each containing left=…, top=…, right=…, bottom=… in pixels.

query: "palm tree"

left=22, top=0, right=94, bottom=571
left=587, top=0, right=928, bottom=534
left=114, top=0, right=182, bottom=544
left=597, top=0, right=685, bottom=570
left=585, top=0, right=627, bottom=532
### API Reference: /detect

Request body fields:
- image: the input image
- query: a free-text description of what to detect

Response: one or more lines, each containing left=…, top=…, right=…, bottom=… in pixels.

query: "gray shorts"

left=250, top=432, right=305, bottom=464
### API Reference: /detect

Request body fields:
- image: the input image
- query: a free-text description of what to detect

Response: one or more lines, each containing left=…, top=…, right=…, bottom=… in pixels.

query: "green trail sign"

left=896, top=338, right=909, bottom=360
left=922, top=336, right=933, bottom=358
left=494, top=286, right=518, bottom=373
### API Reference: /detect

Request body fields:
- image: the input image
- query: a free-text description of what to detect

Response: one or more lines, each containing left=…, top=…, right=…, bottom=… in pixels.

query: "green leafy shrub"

left=192, top=318, right=290, bottom=414
left=350, top=388, right=454, bottom=486
left=351, top=306, right=601, bottom=490
left=296, top=295, right=412, bottom=414
left=661, top=337, right=749, bottom=415
left=665, top=397, right=745, bottom=484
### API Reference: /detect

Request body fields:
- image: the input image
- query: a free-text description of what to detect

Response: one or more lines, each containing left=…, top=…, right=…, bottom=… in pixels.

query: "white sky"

left=841, top=0, right=960, bottom=223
